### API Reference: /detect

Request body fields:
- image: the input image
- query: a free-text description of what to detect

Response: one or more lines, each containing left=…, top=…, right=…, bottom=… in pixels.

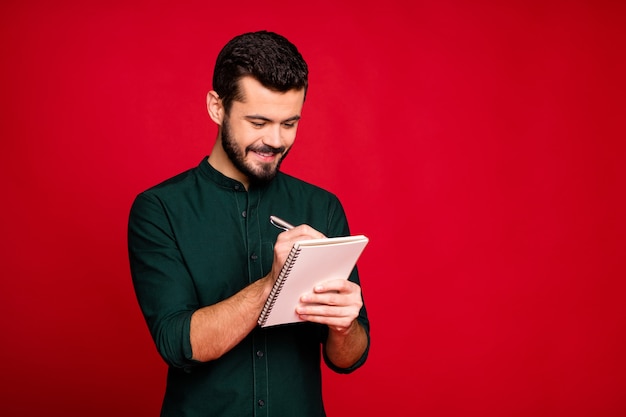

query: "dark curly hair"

left=212, top=31, right=309, bottom=113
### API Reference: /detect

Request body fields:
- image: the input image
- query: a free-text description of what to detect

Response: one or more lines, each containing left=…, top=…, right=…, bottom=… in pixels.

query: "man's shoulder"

left=274, top=172, right=349, bottom=235
left=275, top=172, right=340, bottom=201
left=140, top=167, right=198, bottom=196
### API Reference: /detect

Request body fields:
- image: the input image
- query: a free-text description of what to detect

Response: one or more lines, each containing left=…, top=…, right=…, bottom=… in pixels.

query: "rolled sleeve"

left=128, top=192, right=197, bottom=368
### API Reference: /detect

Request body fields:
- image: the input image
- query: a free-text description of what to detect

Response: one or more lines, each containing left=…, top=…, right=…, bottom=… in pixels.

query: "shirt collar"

left=198, top=156, right=247, bottom=191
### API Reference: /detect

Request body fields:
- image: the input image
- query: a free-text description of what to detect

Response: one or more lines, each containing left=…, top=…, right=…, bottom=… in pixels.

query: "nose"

left=263, top=124, right=282, bottom=148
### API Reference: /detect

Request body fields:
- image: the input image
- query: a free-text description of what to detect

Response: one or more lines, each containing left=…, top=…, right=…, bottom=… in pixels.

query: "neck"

left=207, top=140, right=250, bottom=190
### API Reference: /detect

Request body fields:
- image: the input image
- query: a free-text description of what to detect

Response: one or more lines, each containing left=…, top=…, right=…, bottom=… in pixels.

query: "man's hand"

left=297, top=278, right=368, bottom=369
left=273, top=226, right=368, bottom=369
left=268, top=224, right=325, bottom=285
left=296, top=279, right=363, bottom=333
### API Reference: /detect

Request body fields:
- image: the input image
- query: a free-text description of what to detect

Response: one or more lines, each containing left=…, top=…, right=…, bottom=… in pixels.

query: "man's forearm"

left=190, top=276, right=272, bottom=362
left=325, top=320, right=368, bottom=369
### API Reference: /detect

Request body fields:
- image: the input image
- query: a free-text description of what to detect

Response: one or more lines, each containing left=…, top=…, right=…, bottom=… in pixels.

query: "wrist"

left=329, top=319, right=359, bottom=337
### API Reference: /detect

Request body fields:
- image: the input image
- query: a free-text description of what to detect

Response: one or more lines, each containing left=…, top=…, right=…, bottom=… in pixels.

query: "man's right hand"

left=267, top=224, right=326, bottom=285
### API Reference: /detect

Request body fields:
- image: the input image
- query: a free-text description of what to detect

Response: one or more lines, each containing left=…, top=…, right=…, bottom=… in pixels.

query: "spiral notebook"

left=258, top=235, right=369, bottom=328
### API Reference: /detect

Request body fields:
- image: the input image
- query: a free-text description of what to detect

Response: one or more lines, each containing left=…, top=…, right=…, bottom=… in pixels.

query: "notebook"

left=258, top=235, right=369, bottom=328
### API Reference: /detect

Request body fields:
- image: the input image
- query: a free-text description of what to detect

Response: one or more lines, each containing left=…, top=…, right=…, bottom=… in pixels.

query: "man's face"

left=220, top=76, right=305, bottom=186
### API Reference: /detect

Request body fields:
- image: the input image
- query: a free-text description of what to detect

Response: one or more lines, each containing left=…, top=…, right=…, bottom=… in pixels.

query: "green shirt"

left=128, top=158, right=370, bottom=417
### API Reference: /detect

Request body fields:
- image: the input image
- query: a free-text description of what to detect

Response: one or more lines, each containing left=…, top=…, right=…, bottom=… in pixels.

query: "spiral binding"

left=258, top=245, right=302, bottom=326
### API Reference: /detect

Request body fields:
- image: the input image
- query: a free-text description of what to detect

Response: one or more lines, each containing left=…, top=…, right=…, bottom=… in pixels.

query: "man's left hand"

left=296, top=279, right=362, bottom=333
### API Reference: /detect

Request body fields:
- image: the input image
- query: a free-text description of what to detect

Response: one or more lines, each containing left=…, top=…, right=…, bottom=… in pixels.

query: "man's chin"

left=249, top=167, right=279, bottom=186
left=241, top=152, right=287, bottom=186
left=248, top=164, right=278, bottom=185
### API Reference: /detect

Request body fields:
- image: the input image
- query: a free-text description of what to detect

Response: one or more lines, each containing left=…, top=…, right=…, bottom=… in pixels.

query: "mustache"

left=246, top=144, right=286, bottom=155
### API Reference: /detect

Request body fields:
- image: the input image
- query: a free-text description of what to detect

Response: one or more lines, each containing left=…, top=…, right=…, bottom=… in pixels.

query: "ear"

left=206, top=90, right=224, bottom=125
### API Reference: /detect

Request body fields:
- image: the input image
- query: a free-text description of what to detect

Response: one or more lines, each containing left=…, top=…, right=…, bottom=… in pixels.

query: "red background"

left=2, top=1, right=625, bottom=416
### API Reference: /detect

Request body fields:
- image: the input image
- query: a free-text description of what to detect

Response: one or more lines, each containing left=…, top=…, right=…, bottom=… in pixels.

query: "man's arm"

left=325, top=320, right=368, bottom=369
left=189, top=277, right=271, bottom=361
left=296, top=279, right=369, bottom=368
left=190, top=224, right=326, bottom=362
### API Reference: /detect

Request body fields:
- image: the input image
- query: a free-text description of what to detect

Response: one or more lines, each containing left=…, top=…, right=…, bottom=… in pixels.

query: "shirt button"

left=256, top=350, right=264, bottom=358
left=242, top=210, right=247, bottom=218
left=250, top=253, right=258, bottom=261
left=234, top=184, right=241, bottom=191
left=258, top=400, right=265, bottom=407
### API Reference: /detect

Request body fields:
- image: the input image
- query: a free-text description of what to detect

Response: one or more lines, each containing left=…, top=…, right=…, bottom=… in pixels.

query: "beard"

left=221, top=117, right=289, bottom=187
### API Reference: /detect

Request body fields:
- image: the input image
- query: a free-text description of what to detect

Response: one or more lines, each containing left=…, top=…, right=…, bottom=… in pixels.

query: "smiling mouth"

left=249, top=150, right=278, bottom=162
left=255, top=150, right=276, bottom=158
left=248, top=145, right=285, bottom=161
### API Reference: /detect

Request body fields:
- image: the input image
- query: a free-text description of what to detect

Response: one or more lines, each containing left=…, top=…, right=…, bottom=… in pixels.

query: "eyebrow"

left=245, top=115, right=301, bottom=123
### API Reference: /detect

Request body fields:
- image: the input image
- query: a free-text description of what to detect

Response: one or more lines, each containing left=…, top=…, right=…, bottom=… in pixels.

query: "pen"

left=270, top=215, right=295, bottom=231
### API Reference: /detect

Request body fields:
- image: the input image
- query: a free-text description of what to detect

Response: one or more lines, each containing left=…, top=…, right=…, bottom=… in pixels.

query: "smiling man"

left=128, top=31, right=370, bottom=417
left=208, top=76, right=302, bottom=188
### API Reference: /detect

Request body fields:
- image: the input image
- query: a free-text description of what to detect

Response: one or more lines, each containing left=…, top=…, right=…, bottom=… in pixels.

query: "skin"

left=189, top=76, right=367, bottom=368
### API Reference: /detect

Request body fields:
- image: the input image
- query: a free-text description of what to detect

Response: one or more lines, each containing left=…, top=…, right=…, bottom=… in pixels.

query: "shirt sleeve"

left=321, top=195, right=371, bottom=374
left=128, top=191, right=197, bottom=369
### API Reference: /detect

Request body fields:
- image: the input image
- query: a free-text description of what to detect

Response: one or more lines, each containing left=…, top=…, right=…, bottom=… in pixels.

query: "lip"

left=251, top=150, right=278, bottom=162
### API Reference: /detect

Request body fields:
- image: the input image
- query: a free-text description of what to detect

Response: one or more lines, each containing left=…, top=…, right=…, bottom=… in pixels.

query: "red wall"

left=2, top=1, right=625, bottom=416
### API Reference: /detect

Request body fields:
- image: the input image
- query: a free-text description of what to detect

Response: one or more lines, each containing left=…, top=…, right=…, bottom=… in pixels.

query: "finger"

left=282, top=224, right=325, bottom=240
left=297, top=303, right=357, bottom=317
left=313, top=279, right=360, bottom=295
left=300, top=291, right=362, bottom=310
left=296, top=305, right=358, bottom=328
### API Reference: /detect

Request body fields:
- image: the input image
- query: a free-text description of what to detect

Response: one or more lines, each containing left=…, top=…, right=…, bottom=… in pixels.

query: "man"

left=128, top=31, right=369, bottom=416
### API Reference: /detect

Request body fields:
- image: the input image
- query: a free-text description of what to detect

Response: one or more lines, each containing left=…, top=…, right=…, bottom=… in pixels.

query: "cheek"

left=233, top=125, right=260, bottom=147
left=282, top=128, right=298, bottom=144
